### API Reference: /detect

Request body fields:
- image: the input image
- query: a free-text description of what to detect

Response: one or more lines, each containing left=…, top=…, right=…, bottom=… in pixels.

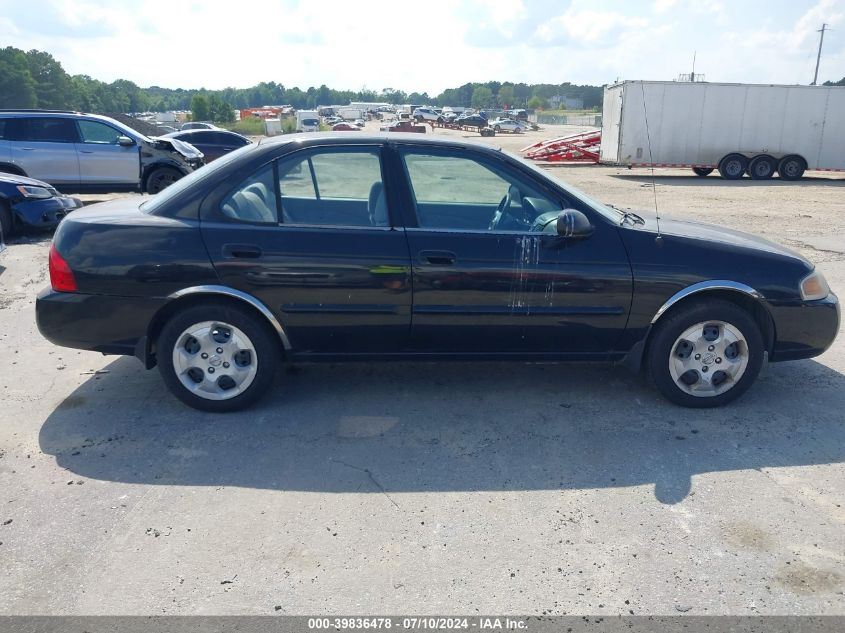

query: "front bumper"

left=769, top=292, right=840, bottom=361
left=13, top=196, right=84, bottom=230
left=36, top=287, right=167, bottom=359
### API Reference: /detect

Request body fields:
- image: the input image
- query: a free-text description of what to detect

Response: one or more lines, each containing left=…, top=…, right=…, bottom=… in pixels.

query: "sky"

left=1, top=0, right=843, bottom=94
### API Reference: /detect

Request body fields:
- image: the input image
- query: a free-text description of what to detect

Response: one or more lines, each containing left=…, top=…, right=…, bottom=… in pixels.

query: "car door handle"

left=79, top=149, right=95, bottom=154
left=20, top=147, right=36, bottom=151
left=419, top=250, right=456, bottom=265
left=222, top=244, right=262, bottom=259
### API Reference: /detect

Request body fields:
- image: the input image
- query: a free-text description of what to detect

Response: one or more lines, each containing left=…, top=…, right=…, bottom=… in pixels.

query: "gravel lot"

left=1, top=123, right=844, bottom=615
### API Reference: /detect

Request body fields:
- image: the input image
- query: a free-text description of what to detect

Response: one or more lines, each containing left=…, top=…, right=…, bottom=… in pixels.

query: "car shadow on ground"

left=39, top=355, right=845, bottom=505
left=610, top=174, right=845, bottom=187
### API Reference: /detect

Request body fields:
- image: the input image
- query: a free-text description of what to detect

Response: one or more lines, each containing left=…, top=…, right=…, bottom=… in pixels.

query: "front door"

left=396, top=146, right=632, bottom=357
left=200, top=144, right=412, bottom=355
left=75, top=120, right=140, bottom=186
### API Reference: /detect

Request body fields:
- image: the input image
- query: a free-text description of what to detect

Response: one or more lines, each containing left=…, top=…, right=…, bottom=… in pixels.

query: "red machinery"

left=521, top=130, right=602, bottom=162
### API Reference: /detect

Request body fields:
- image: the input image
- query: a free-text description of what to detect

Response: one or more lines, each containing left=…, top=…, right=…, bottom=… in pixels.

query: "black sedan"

left=36, top=134, right=839, bottom=411
left=160, top=129, right=251, bottom=162
left=0, top=172, right=83, bottom=238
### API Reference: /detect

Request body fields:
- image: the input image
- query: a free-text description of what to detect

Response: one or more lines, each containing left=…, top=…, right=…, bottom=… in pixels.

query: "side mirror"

left=117, top=136, right=135, bottom=147
left=556, top=209, right=594, bottom=239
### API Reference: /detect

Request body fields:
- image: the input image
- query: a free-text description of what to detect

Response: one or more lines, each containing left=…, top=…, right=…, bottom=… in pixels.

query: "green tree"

left=191, top=94, right=210, bottom=121
left=527, top=95, right=547, bottom=110
left=0, top=47, right=37, bottom=108
left=823, top=77, right=845, bottom=86
left=471, top=85, right=494, bottom=109
left=24, top=49, right=72, bottom=108
left=497, top=84, right=514, bottom=108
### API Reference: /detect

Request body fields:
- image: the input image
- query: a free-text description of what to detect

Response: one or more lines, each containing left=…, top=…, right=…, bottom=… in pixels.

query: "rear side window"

left=27, top=118, right=79, bottom=143
left=276, top=148, right=385, bottom=226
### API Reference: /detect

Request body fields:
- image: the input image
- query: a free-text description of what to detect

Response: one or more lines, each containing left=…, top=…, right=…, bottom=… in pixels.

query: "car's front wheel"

left=647, top=300, right=764, bottom=407
left=0, top=200, right=13, bottom=239
left=146, top=166, right=182, bottom=194
left=157, top=302, right=280, bottom=411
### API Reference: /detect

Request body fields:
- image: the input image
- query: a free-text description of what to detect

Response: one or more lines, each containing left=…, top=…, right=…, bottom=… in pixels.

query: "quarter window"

left=219, top=163, right=277, bottom=224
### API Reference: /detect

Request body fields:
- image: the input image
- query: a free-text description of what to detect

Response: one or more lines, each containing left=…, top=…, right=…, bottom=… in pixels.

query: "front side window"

left=401, top=150, right=561, bottom=232
left=277, top=149, right=386, bottom=227
left=77, top=120, right=123, bottom=144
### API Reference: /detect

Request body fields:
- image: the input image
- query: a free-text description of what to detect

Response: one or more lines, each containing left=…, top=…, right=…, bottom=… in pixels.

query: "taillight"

left=49, top=244, right=77, bottom=292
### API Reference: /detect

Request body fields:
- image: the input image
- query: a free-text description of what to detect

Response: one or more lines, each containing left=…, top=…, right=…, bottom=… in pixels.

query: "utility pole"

left=812, top=23, right=828, bottom=85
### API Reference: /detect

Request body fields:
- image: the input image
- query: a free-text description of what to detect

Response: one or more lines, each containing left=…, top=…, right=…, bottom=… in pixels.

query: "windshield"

left=140, top=143, right=258, bottom=213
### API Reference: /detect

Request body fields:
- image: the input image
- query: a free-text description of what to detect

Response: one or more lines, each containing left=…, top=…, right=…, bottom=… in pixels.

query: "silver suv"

left=0, top=110, right=204, bottom=193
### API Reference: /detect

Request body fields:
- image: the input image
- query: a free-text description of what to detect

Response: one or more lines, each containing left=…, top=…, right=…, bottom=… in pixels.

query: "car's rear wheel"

left=157, top=302, right=280, bottom=411
left=778, top=154, right=806, bottom=181
left=647, top=300, right=764, bottom=407
left=692, top=167, right=713, bottom=177
left=0, top=200, right=13, bottom=240
left=146, top=166, right=182, bottom=194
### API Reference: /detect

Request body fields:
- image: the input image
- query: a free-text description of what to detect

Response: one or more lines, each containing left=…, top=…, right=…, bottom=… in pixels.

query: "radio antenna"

left=639, top=81, right=663, bottom=245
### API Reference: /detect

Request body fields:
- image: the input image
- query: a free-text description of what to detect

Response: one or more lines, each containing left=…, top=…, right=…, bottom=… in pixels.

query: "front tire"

left=157, top=302, right=280, bottom=412
left=146, top=166, right=182, bottom=194
left=0, top=200, right=13, bottom=240
left=647, top=300, right=764, bottom=408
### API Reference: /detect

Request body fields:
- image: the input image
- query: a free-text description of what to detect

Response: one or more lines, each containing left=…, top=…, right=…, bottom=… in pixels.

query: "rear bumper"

left=36, top=288, right=166, bottom=360
left=769, top=292, right=840, bottom=361
left=13, top=196, right=84, bottom=230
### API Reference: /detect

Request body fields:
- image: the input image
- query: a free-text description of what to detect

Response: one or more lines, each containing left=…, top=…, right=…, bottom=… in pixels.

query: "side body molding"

left=168, top=285, right=292, bottom=350
left=651, top=280, right=765, bottom=324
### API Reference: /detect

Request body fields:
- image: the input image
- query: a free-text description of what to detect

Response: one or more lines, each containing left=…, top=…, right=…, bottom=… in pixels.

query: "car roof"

left=256, top=132, right=503, bottom=154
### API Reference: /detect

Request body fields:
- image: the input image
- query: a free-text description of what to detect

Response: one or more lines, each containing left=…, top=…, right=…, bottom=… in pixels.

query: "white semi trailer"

left=600, top=80, right=845, bottom=180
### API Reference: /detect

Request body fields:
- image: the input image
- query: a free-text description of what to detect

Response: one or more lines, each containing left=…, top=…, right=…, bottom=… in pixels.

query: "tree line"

left=0, top=46, right=607, bottom=122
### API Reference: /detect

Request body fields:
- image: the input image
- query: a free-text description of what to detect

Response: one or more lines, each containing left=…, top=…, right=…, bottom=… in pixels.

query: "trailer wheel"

left=747, top=155, right=777, bottom=180
left=778, top=155, right=806, bottom=181
left=718, top=154, right=747, bottom=180
left=692, top=167, right=713, bottom=177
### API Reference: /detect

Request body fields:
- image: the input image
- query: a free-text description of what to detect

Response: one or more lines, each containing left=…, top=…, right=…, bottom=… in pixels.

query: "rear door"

left=7, top=117, right=80, bottom=186
left=200, top=143, right=413, bottom=355
left=396, top=145, right=632, bottom=356
left=75, top=119, right=140, bottom=186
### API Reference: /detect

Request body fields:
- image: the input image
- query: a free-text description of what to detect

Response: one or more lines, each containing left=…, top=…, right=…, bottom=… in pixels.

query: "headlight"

left=16, top=185, right=53, bottom=199
left=800, top=270, right=830, bottom=301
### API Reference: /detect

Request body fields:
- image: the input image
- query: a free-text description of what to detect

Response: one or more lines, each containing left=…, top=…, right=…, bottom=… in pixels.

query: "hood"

left=626, top=209, right=809, bottom=264
left=0, top=172, right=53, bottom=188
left=149, top=136, right=204, bottom=160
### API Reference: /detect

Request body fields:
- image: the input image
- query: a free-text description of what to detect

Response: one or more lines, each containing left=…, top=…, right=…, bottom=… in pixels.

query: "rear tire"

left=718, top=153, right=748, bottom=180
left=692, top=167, right=713, bottom=177
left=748, top=155, right=777, bottom=180
left=778, top=155, right=806, bottom=181
left=146, top=166, right=182, bottom=194
left=0, top=200, right=13, bottom=240
left=157, top=302, right=280, bottom=412
left=647, top=299, right=764, bottom=408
